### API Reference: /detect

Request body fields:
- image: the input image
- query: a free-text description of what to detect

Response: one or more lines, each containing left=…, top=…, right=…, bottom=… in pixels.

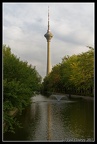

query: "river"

left=3, top=94, right=94, bottom=142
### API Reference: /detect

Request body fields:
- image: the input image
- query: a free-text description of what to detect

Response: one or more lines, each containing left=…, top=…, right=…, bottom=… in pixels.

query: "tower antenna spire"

left=48, top=6, right=50, bottom=31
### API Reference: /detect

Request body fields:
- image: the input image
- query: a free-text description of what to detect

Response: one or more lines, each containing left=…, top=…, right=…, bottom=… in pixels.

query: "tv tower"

left=44, top=6, right=53, bottom=76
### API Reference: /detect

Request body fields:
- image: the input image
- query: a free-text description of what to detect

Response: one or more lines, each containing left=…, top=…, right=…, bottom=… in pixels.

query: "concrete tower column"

left=47, top=41, right=51, bottom=75
left=44, top=6, right=53, bottom=76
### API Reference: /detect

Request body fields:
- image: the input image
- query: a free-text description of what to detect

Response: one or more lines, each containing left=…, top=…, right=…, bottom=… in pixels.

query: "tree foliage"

left=41, top=47, right=94, bottom=96
left=3, top=44, right=42, bottom=133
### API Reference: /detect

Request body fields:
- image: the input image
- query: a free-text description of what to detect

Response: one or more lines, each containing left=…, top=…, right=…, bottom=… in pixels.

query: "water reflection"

left=60, top=100, right=94, bottom=140
left=3, top=94, right=94, bottom=142
left=47, top=103, right=52, bottom=140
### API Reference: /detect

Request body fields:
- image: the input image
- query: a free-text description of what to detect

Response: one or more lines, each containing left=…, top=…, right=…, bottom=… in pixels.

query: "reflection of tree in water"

left=60, top=99, right=94, bottom=141
left=25, top=103, right=41, bottom=140
left=4, top=103, right=41, bottom=141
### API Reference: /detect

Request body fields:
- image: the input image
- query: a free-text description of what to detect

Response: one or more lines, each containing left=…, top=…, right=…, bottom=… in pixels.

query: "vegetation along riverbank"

left=41, top=46, right=94, bottom=98
left=3, top=45, right=42, bottom=133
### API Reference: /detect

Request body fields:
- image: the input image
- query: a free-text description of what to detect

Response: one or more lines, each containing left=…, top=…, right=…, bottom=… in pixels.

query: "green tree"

left=41, top=47, right=94, bottom=97
left=3, top=44, right=42, bottom=133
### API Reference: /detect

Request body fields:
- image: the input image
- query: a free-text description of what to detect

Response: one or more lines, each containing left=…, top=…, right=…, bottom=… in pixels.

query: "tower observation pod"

left=44, top=6, right=53, bottom=76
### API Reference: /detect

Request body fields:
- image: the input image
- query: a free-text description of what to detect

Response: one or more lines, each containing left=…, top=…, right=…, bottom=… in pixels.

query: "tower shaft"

left=47, top=41, right=51, bottom=75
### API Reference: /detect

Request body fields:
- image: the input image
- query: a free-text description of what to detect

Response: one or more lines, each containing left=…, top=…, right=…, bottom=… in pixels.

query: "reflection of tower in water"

left=47, top=103, right=52, bottom=140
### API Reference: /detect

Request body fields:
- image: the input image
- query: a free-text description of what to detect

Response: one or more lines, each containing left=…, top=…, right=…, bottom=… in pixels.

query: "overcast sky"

left=3, top=2, right=94, bottom=79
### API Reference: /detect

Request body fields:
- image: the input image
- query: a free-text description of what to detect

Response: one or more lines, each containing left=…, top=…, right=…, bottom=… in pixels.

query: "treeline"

left=3, top=45, right=42, bottom=133
left=41, top=47, right=94, bottom=97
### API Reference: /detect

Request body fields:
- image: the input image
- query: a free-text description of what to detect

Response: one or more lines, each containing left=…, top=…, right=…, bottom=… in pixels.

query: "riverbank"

left=8, top=108, right=18, bottom=116
left=3, top=108, right=19, bottom=131
left=68, top=94, right=94, bottom=100
left=52, top=92, right=94, bottom=100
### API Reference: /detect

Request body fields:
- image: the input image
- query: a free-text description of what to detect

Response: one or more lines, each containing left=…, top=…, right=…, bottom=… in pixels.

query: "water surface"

left=3, top=94, right=94, bottom=142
